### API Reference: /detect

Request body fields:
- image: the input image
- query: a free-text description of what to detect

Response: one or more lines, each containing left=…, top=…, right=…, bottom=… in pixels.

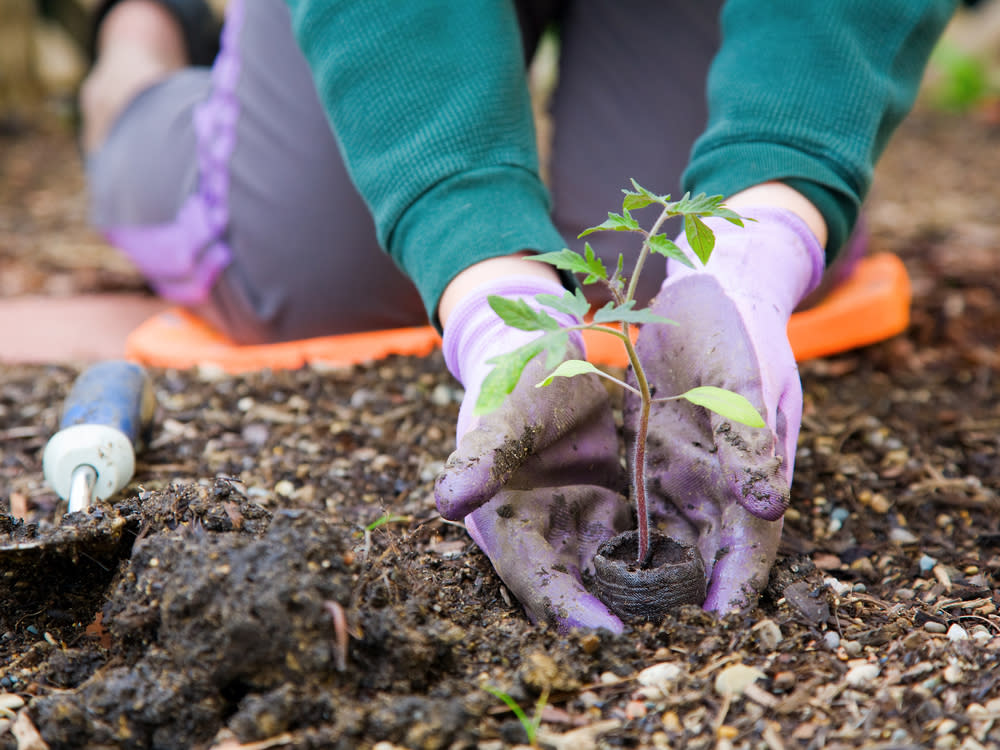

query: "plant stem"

left=622, top=203, right=673, bottom=565
left=623, top=330, right=653, bottom=565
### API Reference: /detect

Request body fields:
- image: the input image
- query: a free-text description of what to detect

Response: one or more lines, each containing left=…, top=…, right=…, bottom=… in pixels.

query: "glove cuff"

left=442, top=277, right=583, bottom=388
left=667, top=206, right=825, bottom=317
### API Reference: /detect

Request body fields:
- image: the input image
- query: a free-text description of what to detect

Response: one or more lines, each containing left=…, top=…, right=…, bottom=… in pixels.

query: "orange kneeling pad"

left=125, top=253, right=910, bottom=373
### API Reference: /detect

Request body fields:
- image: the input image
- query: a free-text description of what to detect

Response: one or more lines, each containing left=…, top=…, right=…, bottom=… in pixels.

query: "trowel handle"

left=60, top=361, right=155, bottom=446
left=43, top=361, right=155, bottom=507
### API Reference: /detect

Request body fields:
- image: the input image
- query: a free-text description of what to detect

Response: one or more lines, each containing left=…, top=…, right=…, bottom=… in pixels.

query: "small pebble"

left=869, top=493, right=891, bottom=514
left=919, top=554, right=938, bottom=573
left=896, top=588, right=915, bottom=601
left=600, top=671, right=620, bottom=685
left=971, top=627, right=991, bottom=645
left=824, top=577, right=851, bottom=597
left=625, top=700, right=647, bottom=720
left=754, top=619, right=783, bottom=651
left=824, top=631, right=841, bottom=650
left=852, top=582, right=867, bottom=593
left=773, top=671, right=796, bottom=692
left=843, top=640, right=863, bottom=657
left=936, top=719, right=959, bottom=735
left=638, top=663, right=682, bottom=690
left=943, top=662, right=963, bottom=684
left=578, top=633, right=600, bottom=655
left=844, top=663, right=879, bottom=687
left=717, top=725, right=739, bottom=740
left=714, top=664, right=764, bottom=697
left=947, top=624, right=969, bottom=642
left=0, top=694, right=24, bottom=713
left=661, top=711, right=682, bottom=733
left=890, top=528, right=919, bottom=545
left=924, top=621, right=947, bottom=634
left=430, top=383, right=454, bottom=407
left=578, top=691, right=601, bottom=708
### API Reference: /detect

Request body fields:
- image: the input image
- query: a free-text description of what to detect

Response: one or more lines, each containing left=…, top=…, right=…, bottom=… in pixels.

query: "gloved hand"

left=435, top=278, right=631, bottom=632
left=627, top=207, right=824, bottom=612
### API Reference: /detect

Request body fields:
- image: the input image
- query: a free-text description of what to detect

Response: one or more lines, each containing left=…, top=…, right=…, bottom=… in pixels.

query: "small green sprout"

left=482, top=684, right=550, bottom=747
left=365, top=512, right=411, bottom=532
left=476, top=180, right=765, bottom=564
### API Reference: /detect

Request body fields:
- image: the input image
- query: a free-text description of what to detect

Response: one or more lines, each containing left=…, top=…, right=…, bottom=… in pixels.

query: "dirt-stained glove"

left=627, top=207, right=824, bottom=612
left=435, top=278, right=631, bottom=633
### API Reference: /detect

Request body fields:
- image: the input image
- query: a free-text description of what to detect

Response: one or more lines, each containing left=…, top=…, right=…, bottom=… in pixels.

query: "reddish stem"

left=622, top=330, right=652, bottom=565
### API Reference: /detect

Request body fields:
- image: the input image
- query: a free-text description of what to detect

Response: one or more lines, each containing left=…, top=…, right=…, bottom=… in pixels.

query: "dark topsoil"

left=1, top=107, right=999, bottom=750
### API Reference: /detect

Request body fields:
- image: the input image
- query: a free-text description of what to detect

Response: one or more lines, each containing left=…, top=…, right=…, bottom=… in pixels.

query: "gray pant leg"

left=88, top=0, right=425, bottom=345
left=550, top=0, right=723, bottom=305
left=216, top=0, right=426, bottom=343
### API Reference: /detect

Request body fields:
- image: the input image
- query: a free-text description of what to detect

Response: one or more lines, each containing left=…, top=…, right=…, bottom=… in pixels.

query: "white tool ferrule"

left=42, top=424, right=136, bottom=502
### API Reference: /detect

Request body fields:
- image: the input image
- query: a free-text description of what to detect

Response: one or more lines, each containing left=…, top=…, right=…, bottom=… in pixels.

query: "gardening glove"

left=627, top=207, right=824, bottom=612
left=435, top=278, right=631, bottom=633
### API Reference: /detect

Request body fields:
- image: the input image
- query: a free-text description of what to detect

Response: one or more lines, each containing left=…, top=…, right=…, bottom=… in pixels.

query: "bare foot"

left=0, top=294, right=168, bottom=364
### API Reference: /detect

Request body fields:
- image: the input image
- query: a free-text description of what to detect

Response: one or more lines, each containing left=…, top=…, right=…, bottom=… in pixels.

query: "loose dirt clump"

left=1, top=108, right=1000, bottom=748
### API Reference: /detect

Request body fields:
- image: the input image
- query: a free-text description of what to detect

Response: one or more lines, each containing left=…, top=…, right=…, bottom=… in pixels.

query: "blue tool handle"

left=61, top=361, right=154, bottom=446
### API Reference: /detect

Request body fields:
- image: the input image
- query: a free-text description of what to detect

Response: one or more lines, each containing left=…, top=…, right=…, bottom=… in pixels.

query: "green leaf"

left=536, top=289, right=591, bottom=320
left=680, top=386, right=765, bottom=428
left=474, top=338, right=546, bottom=415
left=578, top=210, right=642, bottom=237
left=647, top=233, right=694, bottom=268
left=671, top=192, right=746, bottom=226
left=592, top=300, right=677, bottom=326
left=488, top=296, right=561, bottom=332
left=622, top=179, right=670, bottom=211
left=672, top=192, right=724, bottom=215
left=530, top=244, right=608, bottom=283
left=684, top=214, right=715, bottom=264
left=536, top=359, right=603, bottom=387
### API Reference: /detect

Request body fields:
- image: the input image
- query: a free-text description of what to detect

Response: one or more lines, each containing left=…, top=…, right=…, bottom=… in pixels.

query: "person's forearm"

left=285, top=0, right=566, bottom=324
left=726, top=182, right=827, bottom=248
left=684, top=0, right=957, bottom=259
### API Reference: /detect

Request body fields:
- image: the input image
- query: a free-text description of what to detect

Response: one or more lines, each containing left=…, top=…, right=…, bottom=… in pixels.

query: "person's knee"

left=81, top=1, right=188, bottom=153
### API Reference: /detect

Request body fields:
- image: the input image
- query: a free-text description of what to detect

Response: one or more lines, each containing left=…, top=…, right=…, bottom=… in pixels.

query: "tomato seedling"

left=476, top=180, right=765, bottom=564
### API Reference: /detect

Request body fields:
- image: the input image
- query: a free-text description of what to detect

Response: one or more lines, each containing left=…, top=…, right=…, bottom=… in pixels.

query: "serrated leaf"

left=536, top=289, right=591, bottom=320
left=622, top=192, right=655, bottom=211
left=647, top=233, right=694, bottom=268
left=622, top=180, right=669, bottom=211
left=536, top=359, right=603, bottom=387
left=578, top=210, right=642, bottom=237
left=474, top=339, right=546, bottom=415
left=592, top=300, right=677, bottom=326
left=672, top=191, right=725, bottom=215
left=488, top=296, right=561, bottom=332
left=671, top=193, right=747, bottom=226
left=530, top=245, right=608, bottom=283
left=680, top=386, right=765, bottom=428
left=713, top=207, right=745, bottom=226
left=684, top=214, right=715, bottom=264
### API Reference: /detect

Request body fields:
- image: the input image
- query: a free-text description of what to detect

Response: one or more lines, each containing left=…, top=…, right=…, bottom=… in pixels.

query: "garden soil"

left=1, top=106, right=999, bottom=749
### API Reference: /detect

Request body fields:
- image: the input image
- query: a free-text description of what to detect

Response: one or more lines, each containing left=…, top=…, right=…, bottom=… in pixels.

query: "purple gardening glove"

left=435, top=278, right=631, bottom=633
left=627, top=207, right=824, bottom=612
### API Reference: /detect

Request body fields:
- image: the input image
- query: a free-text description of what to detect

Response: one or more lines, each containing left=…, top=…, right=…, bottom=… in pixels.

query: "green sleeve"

left=682, top=0, right=957, bottom=259
left=284, top=0, right=566, bottom=325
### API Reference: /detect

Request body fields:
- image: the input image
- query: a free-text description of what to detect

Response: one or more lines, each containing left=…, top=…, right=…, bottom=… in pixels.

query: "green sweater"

left=285, top=1, right=956, bottom=323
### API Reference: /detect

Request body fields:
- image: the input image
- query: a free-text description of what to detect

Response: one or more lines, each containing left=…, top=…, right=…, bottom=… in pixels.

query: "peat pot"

left=593, top=529, right=707, bottom=623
